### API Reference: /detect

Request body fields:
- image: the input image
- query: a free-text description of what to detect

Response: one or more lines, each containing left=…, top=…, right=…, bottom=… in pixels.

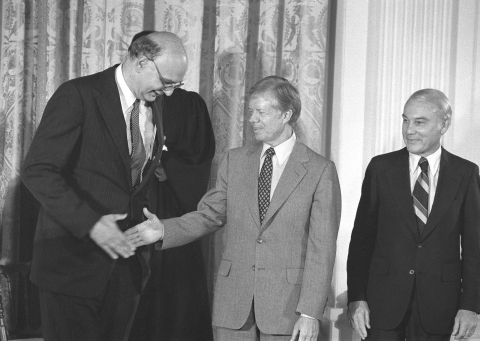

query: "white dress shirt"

left=409, top=146, right=442, bottom=212
left=115, top=64, right=156, bottom=180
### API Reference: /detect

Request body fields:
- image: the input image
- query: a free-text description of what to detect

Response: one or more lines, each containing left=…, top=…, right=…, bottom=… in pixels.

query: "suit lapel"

left=246, top=143, right=263, bottom=229
left=260, top=142, right=307, bottom=233
left=420, top=148, right=462, bottom=241
left=95, top=65, right=131, bottom=185
left=385, top=149, right=420, bottom=240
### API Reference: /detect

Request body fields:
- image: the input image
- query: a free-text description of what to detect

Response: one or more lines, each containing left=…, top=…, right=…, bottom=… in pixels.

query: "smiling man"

left=347, top=89, right=480, bottom=341
left=21, top=31, right=187, bottom=341
left=125, top=76, right=341, bottom=341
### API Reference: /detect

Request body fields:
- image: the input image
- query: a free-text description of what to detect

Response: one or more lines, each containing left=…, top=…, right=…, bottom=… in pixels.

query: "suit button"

left=417, top=244, right=422, bottom=248
left=256, top=238, right=264, bottom=244
left=252, top=266, right=255, bottom=271
left=409, top=270, right=415, bottom=274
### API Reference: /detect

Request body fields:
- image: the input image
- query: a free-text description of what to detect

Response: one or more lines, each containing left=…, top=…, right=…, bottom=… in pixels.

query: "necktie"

left=413, top=157, right=429, bottom=234
left=258, top=147, right=275, bottom=224
left=130, top=99, right=146, bottom=189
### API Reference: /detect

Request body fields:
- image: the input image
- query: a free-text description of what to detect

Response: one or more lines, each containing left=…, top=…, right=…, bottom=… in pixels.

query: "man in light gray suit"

left=126, top=76, right=341, bottom=341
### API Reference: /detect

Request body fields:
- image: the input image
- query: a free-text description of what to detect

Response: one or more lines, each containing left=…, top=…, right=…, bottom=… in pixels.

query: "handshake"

left=89, top=208, right=164, bottom=259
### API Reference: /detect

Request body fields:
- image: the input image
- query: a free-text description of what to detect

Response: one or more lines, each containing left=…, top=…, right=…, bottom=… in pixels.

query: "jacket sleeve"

left=459, top=164, right=480, bottom=313
left=21, top=82, right=102, bottom=238
left=161, top=151, right=228, bottom=249
left=296, top=160, right=342, bottom=319
left=347, top=159, right=380, bottom=303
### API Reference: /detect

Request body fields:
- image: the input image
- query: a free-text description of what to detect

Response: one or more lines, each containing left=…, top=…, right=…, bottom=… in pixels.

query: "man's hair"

left=406, top=89, right=452, bottom=120
left=128, top=31, right=161, bottom=60
left=248, top=76, right=302, bottom=125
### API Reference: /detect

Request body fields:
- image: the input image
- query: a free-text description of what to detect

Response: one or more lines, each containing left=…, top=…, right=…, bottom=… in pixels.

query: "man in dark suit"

left=347, top=89, right=480, bottom=340
left=21, top=31, right=187, bottom=341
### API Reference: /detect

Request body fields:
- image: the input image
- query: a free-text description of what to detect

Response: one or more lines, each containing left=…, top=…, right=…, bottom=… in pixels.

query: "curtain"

left=0, top=0, right=331, bottom=336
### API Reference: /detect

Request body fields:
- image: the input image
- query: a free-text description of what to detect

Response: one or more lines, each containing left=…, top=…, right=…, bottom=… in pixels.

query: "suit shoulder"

left=299, top=141, right=334, bottom=167
left=60, top=66, right=116, bottom=93
left=66, top=70, right=104, bottom=87
left=367, top=148, right=406, bottom=168
left=445, top=150, right=479, bottom=175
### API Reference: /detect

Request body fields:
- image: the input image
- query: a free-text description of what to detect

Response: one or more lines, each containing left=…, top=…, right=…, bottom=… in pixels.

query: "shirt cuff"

left=300, top=313, right=316, bottom=320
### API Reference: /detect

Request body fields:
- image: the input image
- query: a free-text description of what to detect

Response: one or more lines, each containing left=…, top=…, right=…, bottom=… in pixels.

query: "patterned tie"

left=258, top=147, right=275, bottom=224
left=130, top=99, right=146, bottom=189
left=413, top=157, right=429, bottom=234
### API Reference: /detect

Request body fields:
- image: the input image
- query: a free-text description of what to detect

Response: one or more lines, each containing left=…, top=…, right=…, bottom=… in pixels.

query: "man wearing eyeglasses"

left=21, top=31, right=187, bottom=341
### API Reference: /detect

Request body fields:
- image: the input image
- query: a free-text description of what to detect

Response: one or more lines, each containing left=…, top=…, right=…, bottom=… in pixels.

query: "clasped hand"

left=89, top=213, right=135, bottom=259
left=124, top=208, right=164, bottom=247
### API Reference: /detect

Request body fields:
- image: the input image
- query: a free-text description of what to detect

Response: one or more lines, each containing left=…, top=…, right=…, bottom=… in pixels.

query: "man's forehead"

left=404, top=100, right=440, bottom=115
left=249, top=93, right=276, bottom=105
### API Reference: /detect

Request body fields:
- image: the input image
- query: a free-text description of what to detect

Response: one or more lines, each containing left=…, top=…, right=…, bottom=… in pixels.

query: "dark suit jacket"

left=347, top=147, right=480, bottom=334
left=21, top=65, right=165, bottom=298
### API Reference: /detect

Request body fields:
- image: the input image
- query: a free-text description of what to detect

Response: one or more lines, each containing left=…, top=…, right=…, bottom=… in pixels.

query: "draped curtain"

left=0, top=0, right=331, bottom=299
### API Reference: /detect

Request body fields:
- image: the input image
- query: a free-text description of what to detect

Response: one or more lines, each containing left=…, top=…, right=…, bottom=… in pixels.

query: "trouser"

left=39, top=257, right=142, bottom=341
left=366, top=285, right=450, bottom=341
left=215, top=300, right=292, bottom=341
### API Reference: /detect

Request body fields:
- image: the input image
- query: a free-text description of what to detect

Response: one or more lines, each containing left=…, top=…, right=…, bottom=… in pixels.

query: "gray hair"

left=128, top=35, right=162, bottom=60
left=406, top=89, right=452, bottom=120
left=248, top=76, right=302, bottom=125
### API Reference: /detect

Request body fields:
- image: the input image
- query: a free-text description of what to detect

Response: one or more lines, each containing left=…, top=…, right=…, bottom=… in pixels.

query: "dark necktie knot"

left=419, top=157, right=429, bottom=174
left=265, top=147, right=275, bottom=159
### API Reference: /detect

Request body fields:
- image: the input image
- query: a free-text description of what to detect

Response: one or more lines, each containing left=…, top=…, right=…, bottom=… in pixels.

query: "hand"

left=348, top=301, right=370, bottom=340
left=452, top=309, right=478, bottom=340
left=89, top=213, right=135, bottom=259
left=290, top=315, right=320, bottom=341
left=124, top=208, right=164, bottom=247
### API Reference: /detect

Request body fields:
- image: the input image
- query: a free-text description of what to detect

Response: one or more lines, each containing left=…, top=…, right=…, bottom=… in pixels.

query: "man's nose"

left=406, top=123, right=416, bottom=134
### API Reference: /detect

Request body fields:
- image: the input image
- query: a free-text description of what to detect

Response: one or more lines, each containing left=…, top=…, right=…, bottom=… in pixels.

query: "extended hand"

left=348, top=301, right=370, bottom=340
left=452, top=309, right=478, bottom=340
left=89, top=213, right=135, bottom=259
left=290, top=316, right=320, bottom=341
left=124, top=208, right=164, bottom=247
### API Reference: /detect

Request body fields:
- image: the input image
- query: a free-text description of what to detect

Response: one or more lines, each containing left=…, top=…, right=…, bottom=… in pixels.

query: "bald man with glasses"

left=21, top=31, right=188, bottom=341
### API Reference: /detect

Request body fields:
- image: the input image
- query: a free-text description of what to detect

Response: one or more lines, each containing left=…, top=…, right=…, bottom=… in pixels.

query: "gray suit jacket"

left=162, top=140, right=341, bottom=334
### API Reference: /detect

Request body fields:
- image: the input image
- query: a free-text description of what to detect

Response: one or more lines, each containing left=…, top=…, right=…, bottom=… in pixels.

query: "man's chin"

left=146, top=92, right=163, bottom=102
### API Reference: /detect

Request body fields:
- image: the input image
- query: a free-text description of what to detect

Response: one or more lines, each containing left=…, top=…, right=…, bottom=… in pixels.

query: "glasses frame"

left=146, top=57, right=184, bottom=90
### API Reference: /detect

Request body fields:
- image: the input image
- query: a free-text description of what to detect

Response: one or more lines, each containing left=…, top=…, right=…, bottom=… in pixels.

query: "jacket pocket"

left=368, top=256, right=390, bottom=276
left=217, top=259, right=232, bottom=277
left=441, top=262, right=461, bottom=282
left=286, top=268, right=304, bottom=284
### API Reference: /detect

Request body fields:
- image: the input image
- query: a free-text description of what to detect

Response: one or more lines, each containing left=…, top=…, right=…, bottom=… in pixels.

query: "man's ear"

left=441, top=116, right=451, bottom=135
left=283, top=110, right=293, bottom=123
left=135, top=56, right=149, bottom=72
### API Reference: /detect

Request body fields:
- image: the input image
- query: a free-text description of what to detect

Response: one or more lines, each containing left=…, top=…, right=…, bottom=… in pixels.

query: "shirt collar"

left=115, top=63, right=137, bottom=112
left=409, top=146, right=442, bottom=176
left=261, top=132, right=296, bottom=166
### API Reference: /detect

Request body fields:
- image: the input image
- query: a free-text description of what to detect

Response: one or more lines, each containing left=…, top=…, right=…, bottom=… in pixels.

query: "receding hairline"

left=146, top=32, right=186, bottom=57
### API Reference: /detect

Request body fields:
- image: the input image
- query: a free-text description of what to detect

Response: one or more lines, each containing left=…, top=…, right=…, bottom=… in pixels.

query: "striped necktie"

left=258, top=147, right=275, bottom=224
left=130, top=99, right=146, bottom=189
left=413, top=157, right=429, bottom=234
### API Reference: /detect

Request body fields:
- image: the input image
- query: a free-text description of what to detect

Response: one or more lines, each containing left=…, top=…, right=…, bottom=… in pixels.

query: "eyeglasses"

left=146, top=57, right=184, bottom=90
